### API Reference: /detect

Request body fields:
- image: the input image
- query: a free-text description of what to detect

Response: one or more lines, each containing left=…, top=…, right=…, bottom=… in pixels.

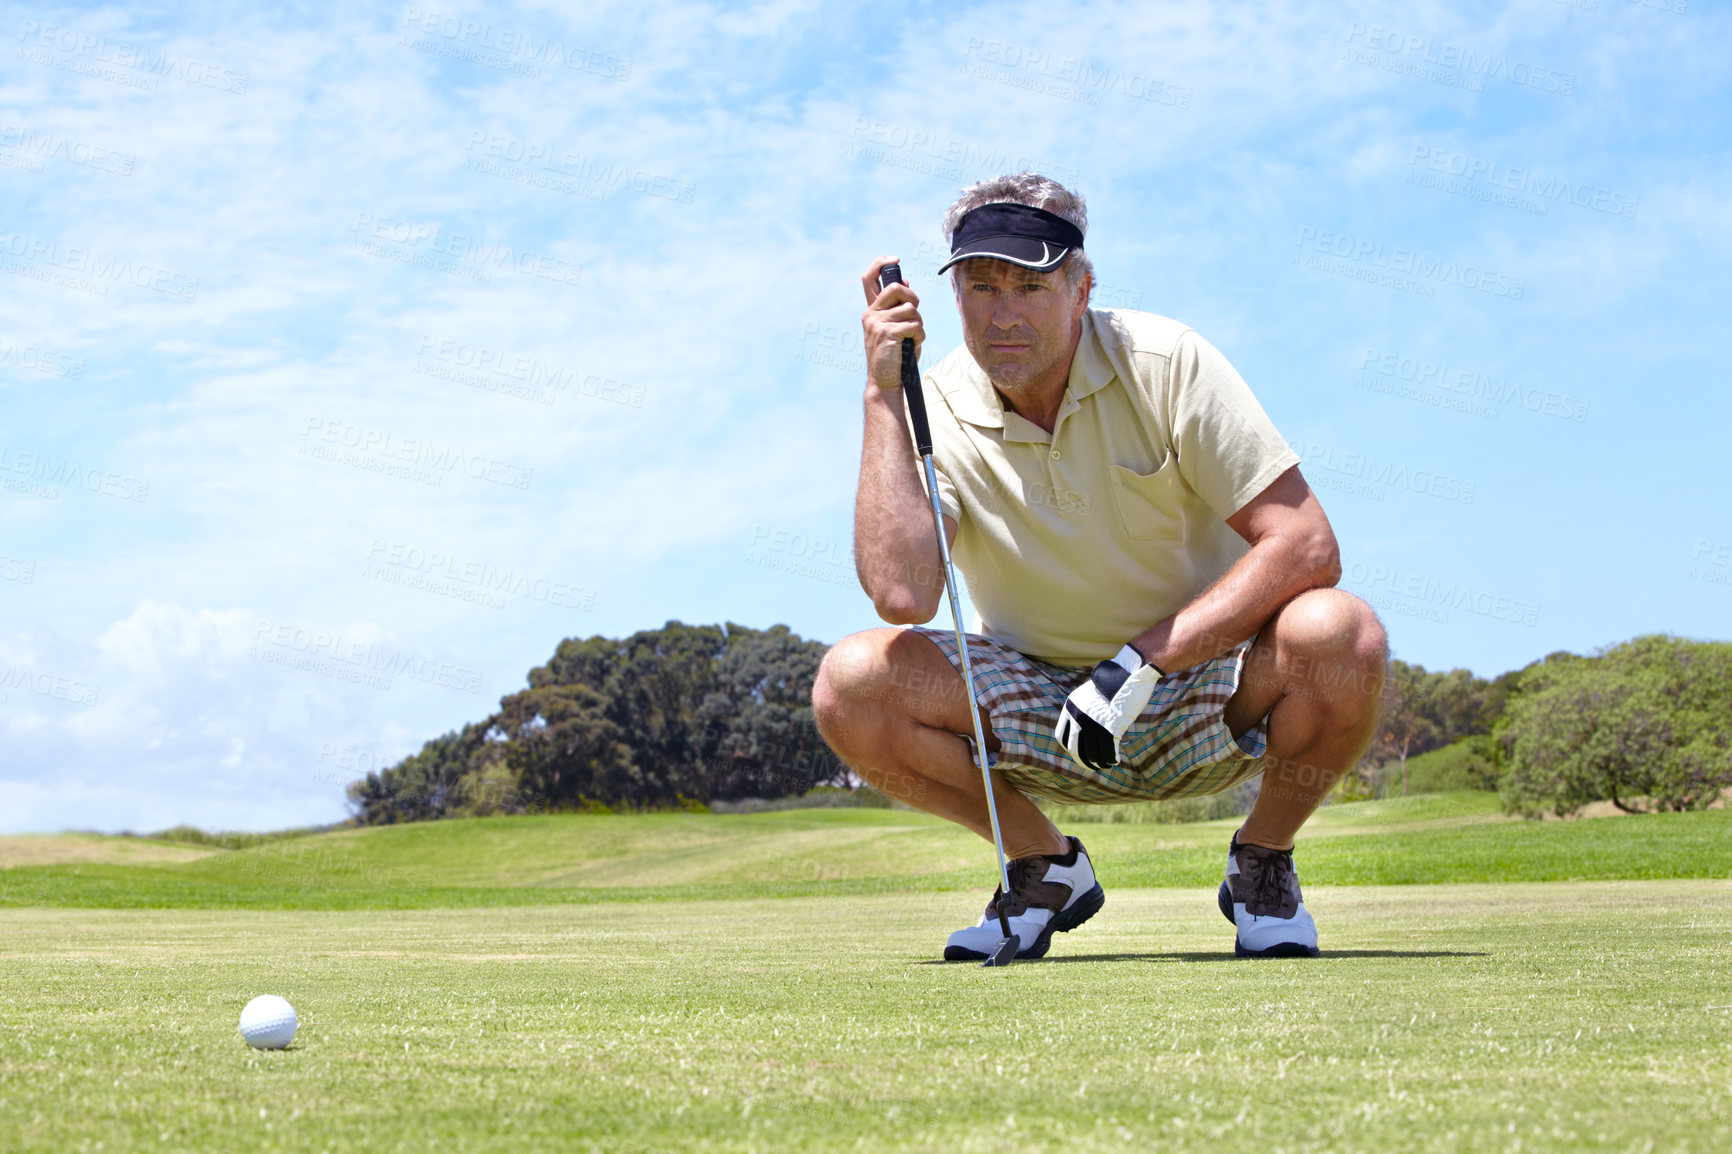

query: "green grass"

left=4, top=794, right=1729, bottom=910
left=3, top=796, right=1730, bottom=1150
left=2, top=884, right=1729, bottom=1152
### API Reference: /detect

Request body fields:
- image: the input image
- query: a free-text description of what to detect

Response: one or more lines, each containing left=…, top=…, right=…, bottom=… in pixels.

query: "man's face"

left=952, top=256, right=1090, bottom=394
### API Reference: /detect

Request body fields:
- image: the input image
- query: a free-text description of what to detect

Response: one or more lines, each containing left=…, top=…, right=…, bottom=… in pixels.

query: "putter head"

left=980, top=894, right=1019, bottom=967
left=981, top=934, right=1020, bottom=968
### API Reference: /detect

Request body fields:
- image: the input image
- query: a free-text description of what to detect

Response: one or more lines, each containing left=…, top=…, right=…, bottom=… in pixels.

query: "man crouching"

left=812, top=173, right=1388, bottom=960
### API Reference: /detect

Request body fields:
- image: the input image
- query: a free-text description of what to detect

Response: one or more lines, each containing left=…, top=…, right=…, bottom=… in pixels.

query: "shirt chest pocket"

left=1108, top=455, right=1188, bottom=540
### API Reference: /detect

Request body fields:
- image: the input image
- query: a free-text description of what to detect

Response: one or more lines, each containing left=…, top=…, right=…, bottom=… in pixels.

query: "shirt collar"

left=935, top=310, right=1117, bottom=437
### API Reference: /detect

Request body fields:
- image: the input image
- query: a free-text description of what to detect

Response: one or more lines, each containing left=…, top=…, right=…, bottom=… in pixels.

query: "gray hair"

left=941, top=172, right=1094, bottom=289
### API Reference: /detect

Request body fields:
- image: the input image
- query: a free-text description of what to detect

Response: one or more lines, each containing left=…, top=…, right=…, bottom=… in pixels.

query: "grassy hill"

left=3, top=793, right=1728, bottom=910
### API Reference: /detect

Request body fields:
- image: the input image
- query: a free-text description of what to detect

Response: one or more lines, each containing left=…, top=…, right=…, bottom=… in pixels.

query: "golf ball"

left=238, top=995, right=298, bottom=1049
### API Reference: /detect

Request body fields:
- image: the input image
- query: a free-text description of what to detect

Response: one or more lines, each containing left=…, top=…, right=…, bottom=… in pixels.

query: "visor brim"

left=937, top=236, right=1074, bottom=275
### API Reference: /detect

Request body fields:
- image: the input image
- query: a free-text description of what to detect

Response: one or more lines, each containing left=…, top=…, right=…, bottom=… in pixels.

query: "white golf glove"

left=1054, top=644, right=1166, bottom=771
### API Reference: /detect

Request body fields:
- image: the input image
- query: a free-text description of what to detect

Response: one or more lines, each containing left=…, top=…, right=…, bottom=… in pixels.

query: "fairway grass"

left=2, top=882, right=1728, bottom=1152
left=5, top=795, right=1731, bottom=909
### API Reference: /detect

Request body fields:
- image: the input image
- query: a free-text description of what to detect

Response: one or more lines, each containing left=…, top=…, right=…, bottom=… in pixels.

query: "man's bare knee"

left=813, top=628, right=994, bottom=766
left=812, top=628, right=899, bottom=748
left=1316, top=592, right=1388, bottom=716
left=1277, top=588, right=1376, bottom=647
left=1273, top=589, right=1387, bottom=708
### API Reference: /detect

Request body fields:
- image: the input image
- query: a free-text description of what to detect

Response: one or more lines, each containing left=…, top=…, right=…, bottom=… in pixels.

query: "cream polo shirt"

left=920, top=308, right=1300, bottom=668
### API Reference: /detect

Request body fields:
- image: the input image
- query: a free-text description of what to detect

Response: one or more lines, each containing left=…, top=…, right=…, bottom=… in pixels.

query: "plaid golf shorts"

left=910, top=627, right=1270, bottom=805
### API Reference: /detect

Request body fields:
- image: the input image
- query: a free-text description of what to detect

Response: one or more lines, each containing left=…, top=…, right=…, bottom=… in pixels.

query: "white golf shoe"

left=944, top=836, right=1104, bottom=962
left=1217, top=830, right=1320, bottom=957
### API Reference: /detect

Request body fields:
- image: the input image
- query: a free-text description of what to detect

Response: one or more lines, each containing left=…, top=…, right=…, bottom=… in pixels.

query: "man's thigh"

left=1222, top=627, right=1284, bottom=741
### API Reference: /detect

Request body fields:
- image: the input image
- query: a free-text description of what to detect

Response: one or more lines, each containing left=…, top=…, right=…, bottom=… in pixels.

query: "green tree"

left=494, top=683, right=637, bottom=808
left=1498, top=635, right=1732, bottom=817
left=347, top=620, right=839, bottom=823
left=1360, top=659, right=1516, bottom=796
left=347, top=723, right=486, bottom=824
left=691, top=624, right=844, bottom=799
left=1369, top=660, right=1441, bottom=796
left=599, top=622, right=733, bottom=804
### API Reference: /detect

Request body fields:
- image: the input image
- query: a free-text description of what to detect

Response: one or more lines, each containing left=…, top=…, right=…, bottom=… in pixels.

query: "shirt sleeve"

left=1164, top=328, right=1300, bottom=520
left=930, top=463, right=961, bottom=526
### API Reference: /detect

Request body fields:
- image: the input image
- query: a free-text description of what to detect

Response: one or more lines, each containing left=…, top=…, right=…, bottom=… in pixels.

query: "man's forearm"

left=854, top=385, right=945, bottom=623
left=1130, top=530, right=1340, bottom=672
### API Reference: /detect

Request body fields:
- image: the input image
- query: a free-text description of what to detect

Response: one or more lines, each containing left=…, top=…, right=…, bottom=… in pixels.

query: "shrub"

left=1380, top=736, right=1501, bottom=796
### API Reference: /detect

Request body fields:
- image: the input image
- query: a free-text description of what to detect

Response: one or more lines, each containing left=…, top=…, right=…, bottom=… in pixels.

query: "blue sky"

left=1, top=0, right=1727, bottom=832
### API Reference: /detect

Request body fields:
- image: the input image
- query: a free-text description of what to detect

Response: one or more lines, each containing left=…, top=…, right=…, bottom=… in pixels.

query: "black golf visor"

left=936, top=203, right=1085, bottom=274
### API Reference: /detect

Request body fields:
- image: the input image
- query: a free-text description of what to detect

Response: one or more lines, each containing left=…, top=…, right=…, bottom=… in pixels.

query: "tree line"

left=349, top=625, right=1730, bottom=824
left=1358, top=634, right=1731, bottom=816
left=348, top=622, right=845, bottom=824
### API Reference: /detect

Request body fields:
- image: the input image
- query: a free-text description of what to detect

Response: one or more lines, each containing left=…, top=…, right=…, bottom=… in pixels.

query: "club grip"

left=876, top=263, right=934, bottom=456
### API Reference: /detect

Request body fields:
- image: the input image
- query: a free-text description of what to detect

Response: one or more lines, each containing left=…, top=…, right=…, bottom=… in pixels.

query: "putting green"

left=2, top=882, right=1728, bottom=1152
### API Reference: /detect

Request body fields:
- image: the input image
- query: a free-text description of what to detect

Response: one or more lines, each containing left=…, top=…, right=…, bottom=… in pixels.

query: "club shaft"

left=920, top=453, right=1016, bottom=911
left=877, top=266, right=1017, bottom=947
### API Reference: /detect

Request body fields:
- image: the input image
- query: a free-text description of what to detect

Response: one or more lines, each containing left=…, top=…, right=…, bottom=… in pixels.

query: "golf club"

left=877, top=262, right=1020, bottom=968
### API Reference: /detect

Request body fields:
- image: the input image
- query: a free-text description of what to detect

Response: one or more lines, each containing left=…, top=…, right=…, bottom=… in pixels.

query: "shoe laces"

left=1253, top=850, right=1294, bottom=911
left=1006, top=856, right=1044, bottom=894
left=989, top=855, right=1058, bottom=918
left=1236, top=840, right=1298, bottom=917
